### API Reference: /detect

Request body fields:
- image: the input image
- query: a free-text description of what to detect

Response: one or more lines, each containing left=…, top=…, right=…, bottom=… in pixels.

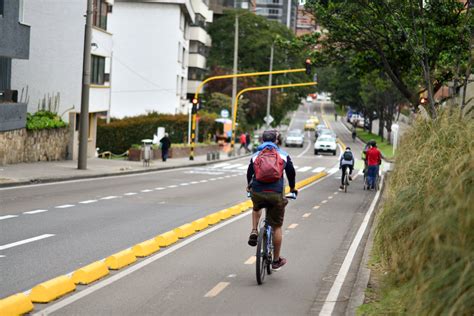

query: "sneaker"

left=272, top=257, right=287, bottom=271
left=248, top=230, right=258, bottom=247
left=349, top=176, right=353, bottom=181
left=339, top=185, right=344, bottom=190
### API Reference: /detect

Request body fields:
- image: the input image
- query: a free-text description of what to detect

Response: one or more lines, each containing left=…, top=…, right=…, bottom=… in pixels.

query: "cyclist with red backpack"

left=246, top=130, right=297, bottom=270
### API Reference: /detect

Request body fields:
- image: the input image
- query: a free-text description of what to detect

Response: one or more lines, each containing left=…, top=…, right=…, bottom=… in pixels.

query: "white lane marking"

left=313, top=205, right=320, bottom=209
left=222, top=163, right=243, bottom=169
left=319, top=176, right=384, bottom=316
left=180, top=183, right=189, bottom=186
left=210, top=163, right=231, bottom=169
left=141, top=189, right=153, bottom=193
left=312, top=167, right=325, bottom=173
left=168, top=185, right=178, bottom=188
left=79, top=200, right=98, bottom=204
left=303, top=213, right=311, bottom=218
left=0, top=255, right=5, bottom=258
left=124, top=192, right=137, bottom=196
left=297, top=133, right=313, bottom=158
left=288, top=223, right=299, bottom=229
left=297, top=166, right=312, bottom=172
left=0, top=215, right=18, bottom=221
left=224, top=175, right=232, bottom=178
left=209, top=178, right=217, bottom=181
left=55, top=204, right=75, bottom=209
left=204, top=282, right=230, bottom=298
left=0, top=234, right=55, bottom=251
left=35, top=172, right=332, bottom=315
left=237, top=165, right=248, bottom=170
left=334, top=192, right=339, bottom=195
left=328, top=168, right=339, bottom=174
left=244, top=256, right=256, bottom=265
left=328, top=196, right=333, bottom=199
left=227, top=274, right=237, bottom=278
left=217, top=177, right=225, bottom=180
left=190, top=181, right=199, bottom=184
left=100, top=196, right=118, bottom=200
left=322, top=200, right=328, bottom=204
left=200, top=180, right=208, bottom=183
left=155, top=187, right=165, bottom=191
left=23, top=210, right=48, bottom=215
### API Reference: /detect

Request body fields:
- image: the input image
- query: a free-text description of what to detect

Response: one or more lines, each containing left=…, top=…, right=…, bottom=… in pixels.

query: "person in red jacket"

left=366, top=140, right=382, bottom=190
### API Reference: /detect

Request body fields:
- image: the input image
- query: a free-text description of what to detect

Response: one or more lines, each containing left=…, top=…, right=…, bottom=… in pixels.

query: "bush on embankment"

left=97, top=112, right=218, bottom=154
left=368, top=110, right=473, bottom=315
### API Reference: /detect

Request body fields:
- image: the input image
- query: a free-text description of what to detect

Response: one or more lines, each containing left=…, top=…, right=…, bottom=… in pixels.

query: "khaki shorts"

left=251, top=191, right=288, bottom=227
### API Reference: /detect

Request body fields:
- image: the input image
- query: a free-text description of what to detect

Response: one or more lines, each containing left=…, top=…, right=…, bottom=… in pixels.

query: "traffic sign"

left=264, top=115, right=274, bottom=124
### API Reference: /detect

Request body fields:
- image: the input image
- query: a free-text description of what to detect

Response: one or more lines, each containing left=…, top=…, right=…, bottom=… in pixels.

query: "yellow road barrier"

left=205, top=213, right=221, bottom=225
left=72, top=261, right=110, bottom=285
left=155, top=230, right=178, bottom=247
left=174, top=224, right=195, bottom=239
left=192, top=218, right=209, bottom=231
left=105, top=249, right=137, bottom=270
left=0, top=293, right=34, bottom=316
left=217, top=209, right=232, bottom=220
left=29, top=275, right=76, bottom=303
left=132, top=239, right=161, bottom=257
left=229, top=206, right=241, bottom=216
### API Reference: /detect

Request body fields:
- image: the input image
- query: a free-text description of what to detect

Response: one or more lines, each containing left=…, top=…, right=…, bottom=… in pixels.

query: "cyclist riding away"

left=339, top=147, right=355, bottom=190
left=366, top=140, right=382, bottom=190
left=246, top=130, right=297, bottom=271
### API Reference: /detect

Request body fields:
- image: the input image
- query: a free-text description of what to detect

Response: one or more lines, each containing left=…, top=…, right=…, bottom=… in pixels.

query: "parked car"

left=304, top=119, right=316, bottom=131
left=285, top=130, right=304, bottom=147
left=314, top=135, right=337, bottom=155
left=309, top=115, right=320, bottom=125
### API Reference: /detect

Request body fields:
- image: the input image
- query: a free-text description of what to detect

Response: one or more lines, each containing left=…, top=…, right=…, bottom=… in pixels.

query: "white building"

left=109, top=0, right=212, bottom=117
left=187, top=0, right=213, bottom=98
left=11, top=0, right=114, bottom=158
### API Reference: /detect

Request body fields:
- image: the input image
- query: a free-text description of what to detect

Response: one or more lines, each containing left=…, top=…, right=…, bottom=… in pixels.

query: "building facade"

left=252, top=0, right=298, bottom=31
left=11, top=0, right=114, bottom=158
left=108, top=0, right=195, bottom=116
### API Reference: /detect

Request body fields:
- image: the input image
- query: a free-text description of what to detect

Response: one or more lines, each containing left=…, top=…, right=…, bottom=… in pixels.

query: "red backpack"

left=254, top=147, right=284, bottom=183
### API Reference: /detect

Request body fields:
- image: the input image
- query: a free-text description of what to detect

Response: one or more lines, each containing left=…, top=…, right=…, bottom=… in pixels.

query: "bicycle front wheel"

left=256, top=228, right=267, bottom=285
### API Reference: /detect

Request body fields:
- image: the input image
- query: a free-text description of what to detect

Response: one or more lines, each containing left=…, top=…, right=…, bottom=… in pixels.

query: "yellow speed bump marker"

left=105, top=249, right=137, bottom=270
left=205, top=213, right=221, bottom=225
left=132, top=239, right=161, bottom=257
left=217, top=209, right=231, bottom=220
left=0, top=293, right=34, bottom=316
left=72, top=261, right=110, bottom=285
left=174, top=223, right=195, bottom=239
left=229, top=206, right=241, bottom=216
left=29, top=275, right=76, bottom=303
left=155, top=230, right=178, bottom=247
left=192, top=218, right=209, bottom=231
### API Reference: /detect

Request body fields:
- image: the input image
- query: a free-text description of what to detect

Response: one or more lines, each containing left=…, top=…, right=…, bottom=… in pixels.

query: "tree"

left=304, top=0, right=473, bottom=118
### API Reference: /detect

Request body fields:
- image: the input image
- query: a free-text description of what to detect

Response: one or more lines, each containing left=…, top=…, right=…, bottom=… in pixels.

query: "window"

left=191, top=14, right=207, bottom=29
left=189, top=41, right=209, bottom=57
left=93, top=0, right=108, bottom=30
left=0, top=0, right=4, bottom=16
left=188, top=67, right=207, bottom=81
left=91, top=55, right=105, bottom=85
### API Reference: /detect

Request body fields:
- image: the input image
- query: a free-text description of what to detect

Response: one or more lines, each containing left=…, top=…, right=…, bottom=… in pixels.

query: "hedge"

left=97, top=113, right=218, bottom=154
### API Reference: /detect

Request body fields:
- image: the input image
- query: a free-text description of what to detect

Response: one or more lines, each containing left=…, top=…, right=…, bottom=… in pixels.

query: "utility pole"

left=230, top=13, right=239, bottom=156
left=265, top=42, right=274, bottom=129
left=78, top=0, right=93, bottom=170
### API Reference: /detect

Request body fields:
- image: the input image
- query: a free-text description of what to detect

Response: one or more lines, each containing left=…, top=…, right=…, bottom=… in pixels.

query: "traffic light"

left=192, top=98, right=199, bottom=114
left=305, top=58, right=312, bottom=75
left=420, top=97, right=428, bottom=105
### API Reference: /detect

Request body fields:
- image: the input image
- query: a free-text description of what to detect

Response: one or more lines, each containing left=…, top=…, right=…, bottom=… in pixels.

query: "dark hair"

left=262, top=130, right=278, bottom=142
left=346, top=147, right=351, bottom=150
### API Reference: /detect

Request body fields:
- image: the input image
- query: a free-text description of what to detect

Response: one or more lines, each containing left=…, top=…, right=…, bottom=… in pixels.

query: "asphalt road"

left=1, top=100, right=375, bottom=315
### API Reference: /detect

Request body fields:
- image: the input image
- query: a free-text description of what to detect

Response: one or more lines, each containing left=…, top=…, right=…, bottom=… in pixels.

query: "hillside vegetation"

left=363, top=110, right=473, bottom=315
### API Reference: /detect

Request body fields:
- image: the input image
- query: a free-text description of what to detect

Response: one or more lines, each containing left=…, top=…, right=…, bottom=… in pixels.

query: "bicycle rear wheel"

left=344, top=173, right=348, bottom=193
left=256, top=227, right=267, bottom=285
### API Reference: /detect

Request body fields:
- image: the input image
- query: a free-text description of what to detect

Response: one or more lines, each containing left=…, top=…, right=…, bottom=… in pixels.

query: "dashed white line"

left=55, top=204, right=75, bottom=209
left=0, top=215, right=18, bottom=221
left=209, top=178, right=217, bottom=181
left=204, top=282, right=230, bottom=298
left=321, top=200, right=328, bottom=204
left=79, top=200, right=98, bottom=204
left=312, top=167, right=326, bottom=173
left=124, top=192, right=137, bottom=196
left=200, top=180, right=208, bottom=183
left=328, top=196, right=333, bottom=199
left=313, top=205, right=320, bottom=209
left=217, top=177, right=224, bottom=180
left=223, top=164, right=243, bottom=169
left=0, top=234, right=55, bottom=251
left=155, top=187, right=165, bottom=191
left=297, top=166, right=312, bottom=172
left=303, top=213, right=312, bottom=218
left=141, top=189, right=153, bottom=193
left=190, top=181, right=199, bottom=184
left=244, top=256, right=256, bottom=265
left=168, top=185, right=178, bottom=188
left=23, top=210, right=48, bottom=215
left=288, top=223, right=299, bottom=229
left=210, top=163, right=230, bottom=169
left=180, top=183, right=189, bottom=186
left=100, top=196, right=118, bottom=200
left=237, top=165, right=248, bottom=170
left=227, top=274, right=237, bottom=278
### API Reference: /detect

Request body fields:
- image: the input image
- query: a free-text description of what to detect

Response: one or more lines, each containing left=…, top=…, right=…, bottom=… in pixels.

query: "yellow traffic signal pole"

left=230, top=81, right=317, bottom=153
left=189, top=68, right=306, bottom=160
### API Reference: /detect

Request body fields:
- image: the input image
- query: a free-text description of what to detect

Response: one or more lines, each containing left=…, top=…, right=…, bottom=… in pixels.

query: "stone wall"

left=0, top=128, right=70, bottom=165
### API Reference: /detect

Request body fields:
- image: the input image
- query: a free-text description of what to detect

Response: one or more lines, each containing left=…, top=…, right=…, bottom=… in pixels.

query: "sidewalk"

left=0, top=150, right=249, bottom=188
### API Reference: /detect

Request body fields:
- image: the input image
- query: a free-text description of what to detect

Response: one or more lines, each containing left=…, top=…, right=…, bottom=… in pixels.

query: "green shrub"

left=97, top=112, right=218, bottom=154
left=26, top=111, right=67, bottom=130
left=368, top=110, right=473, bottom=315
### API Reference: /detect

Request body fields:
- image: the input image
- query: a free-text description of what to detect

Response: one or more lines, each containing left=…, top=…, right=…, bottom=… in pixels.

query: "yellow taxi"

left=304, top=119, right=316, bottom=131
left=309, top=115, right=320, bottom=125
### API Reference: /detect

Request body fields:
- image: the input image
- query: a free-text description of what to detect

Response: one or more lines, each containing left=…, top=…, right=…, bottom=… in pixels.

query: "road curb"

left=0, top=154, right=251, bottom=188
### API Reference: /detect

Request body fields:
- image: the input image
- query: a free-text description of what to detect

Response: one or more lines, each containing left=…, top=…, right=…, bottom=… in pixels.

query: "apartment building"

left=11, top=0, right=114, bottom=158
left=252, top=0, right=298, bottom=31
left=109, top=0, right=196, bottom=116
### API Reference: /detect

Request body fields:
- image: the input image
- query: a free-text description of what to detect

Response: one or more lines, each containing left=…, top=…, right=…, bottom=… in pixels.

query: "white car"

left=285, top=130, right=304, bottom=147
left=350, top=114, right=365, bottom=127
left=314, top=135, right=337, bottom=155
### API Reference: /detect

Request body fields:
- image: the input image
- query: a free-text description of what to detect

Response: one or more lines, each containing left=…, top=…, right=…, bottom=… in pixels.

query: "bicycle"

left=342, top=167, right=350, bottom=193
left=255, top=192, right=297, bottom=285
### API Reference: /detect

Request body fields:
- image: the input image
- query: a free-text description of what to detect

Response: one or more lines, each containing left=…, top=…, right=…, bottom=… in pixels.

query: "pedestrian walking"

left=159, top=133, right=171, bottom=162
left=334, top=112, right=338, bottom=121
left=239, top=133, right=247, bottom=155
left=245, top=132, right=251, bottom=153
